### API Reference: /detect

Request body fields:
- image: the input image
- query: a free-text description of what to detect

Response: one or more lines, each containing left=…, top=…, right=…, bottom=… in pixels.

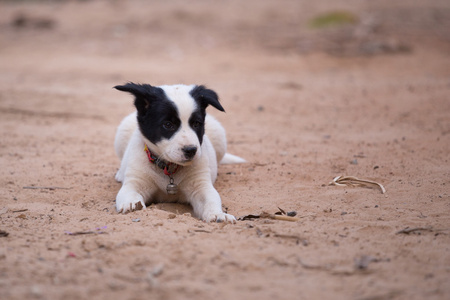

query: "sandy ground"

left=0, top=0, right=449, bottom=299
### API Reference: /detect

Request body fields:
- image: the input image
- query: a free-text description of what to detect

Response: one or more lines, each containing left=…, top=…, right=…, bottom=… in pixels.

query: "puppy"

left=113, top=83, right=245, bottom=223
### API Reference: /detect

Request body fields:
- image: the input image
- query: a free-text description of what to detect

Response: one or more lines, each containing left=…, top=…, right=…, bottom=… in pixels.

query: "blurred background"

left=1, top=0, right=449, bottom=136
left=1, top=0, right=449, bottom=87
left=1, top=1, right=450, bottom=300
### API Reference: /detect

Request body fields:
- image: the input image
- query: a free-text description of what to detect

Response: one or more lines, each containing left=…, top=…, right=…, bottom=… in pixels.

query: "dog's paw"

left=202, top=212, right=236, bottom=224
left=116, top=191, right=146, bottom=214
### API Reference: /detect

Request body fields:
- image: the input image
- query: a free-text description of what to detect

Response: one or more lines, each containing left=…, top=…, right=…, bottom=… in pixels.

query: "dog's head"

left=115, top=83, right=224, bottom=166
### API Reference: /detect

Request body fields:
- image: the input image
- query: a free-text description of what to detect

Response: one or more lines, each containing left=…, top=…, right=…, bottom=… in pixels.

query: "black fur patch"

left=188, top=107, right=206, bottom=144
left=114, top=83, right=181, bottom=144
left=114, top=83, right=225, bottom=147
left=189, top=85, right=225, bottom=144
left=190, top=85, right=225, bottom=112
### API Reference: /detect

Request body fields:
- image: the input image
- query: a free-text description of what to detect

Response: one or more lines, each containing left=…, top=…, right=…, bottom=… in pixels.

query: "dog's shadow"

left=151, top=202, right=194, bottom=216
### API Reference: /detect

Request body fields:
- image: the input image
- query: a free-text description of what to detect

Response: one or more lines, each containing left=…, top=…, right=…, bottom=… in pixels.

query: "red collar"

left=144, top=144, right=180, bottom=176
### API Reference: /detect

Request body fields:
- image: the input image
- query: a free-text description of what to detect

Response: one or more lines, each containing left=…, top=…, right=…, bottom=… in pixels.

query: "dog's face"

left=115, top=83, right=224, bottom=166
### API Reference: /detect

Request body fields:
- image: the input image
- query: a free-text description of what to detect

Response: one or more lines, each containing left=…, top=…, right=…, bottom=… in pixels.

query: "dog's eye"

left=163, top=121, right=176, bottom=131
left=192, top=121, right=203, bottom=129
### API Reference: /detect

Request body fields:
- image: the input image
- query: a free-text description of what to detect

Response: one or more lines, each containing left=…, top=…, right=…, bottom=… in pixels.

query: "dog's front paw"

left=202, top=212, right=236, bottom=224
left=116, top=190, right=146, bottom=214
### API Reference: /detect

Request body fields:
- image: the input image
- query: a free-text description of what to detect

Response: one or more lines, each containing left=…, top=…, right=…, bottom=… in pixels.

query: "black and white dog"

left=114, top=83, right=244, bottom=223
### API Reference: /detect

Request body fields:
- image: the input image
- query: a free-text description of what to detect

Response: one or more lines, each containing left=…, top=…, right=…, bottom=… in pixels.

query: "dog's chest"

left=147, top=167, right=189, bottom=203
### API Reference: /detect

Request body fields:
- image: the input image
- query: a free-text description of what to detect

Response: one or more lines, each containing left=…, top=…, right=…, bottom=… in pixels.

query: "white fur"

left=114, top=85, right=244, bottom=223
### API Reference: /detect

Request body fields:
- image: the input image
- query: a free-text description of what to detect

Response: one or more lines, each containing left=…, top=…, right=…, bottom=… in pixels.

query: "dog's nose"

left=182, top=146, right=197, bottom=160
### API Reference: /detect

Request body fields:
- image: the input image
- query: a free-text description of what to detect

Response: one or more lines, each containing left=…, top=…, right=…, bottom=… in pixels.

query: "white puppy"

left=113, top=83, right=244, bottom=223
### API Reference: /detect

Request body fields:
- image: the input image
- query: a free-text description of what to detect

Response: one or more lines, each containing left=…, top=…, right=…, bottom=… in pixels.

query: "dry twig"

left=260, top=212, right=300, bottom=222
left=23, top=186, right=71, bottom=190
left=330, top=175, right=386, bottom=194
left=396, top=226, right=433, bottom=234
left=65, top=226, right=107, bottom=236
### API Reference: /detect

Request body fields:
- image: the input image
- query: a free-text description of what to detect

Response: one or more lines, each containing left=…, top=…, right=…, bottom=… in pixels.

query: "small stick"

left=260, top=212, right=300, bottom=222
left=396, top=226, right=433, bottom=234
left=330, top=175, right=386, bottom=194
left=66, top=230, right=107, bottom=236
left=66, top=231, right=96, bottom=236
left=23, top=186, right=71, bottom=190
left=298, top=258, right=329, bottom=270
left=188, top=229, right=212, bottom=234
left=274, top=234, right=302, bottom=240
left=65, top=226, right=107, bottom=236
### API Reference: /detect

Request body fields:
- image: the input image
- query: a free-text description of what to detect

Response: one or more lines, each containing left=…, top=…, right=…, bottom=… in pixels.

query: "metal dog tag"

left=166, top=177, right=178, bottom=195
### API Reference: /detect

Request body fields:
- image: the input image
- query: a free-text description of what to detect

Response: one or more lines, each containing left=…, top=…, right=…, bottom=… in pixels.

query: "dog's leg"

left=188, top=184, right=236, bottom=223
left=116, top=177, right=153, bottom=213
left=115, top=162, right=126, bottom=183
left=114, top=153, right=126, bottom=182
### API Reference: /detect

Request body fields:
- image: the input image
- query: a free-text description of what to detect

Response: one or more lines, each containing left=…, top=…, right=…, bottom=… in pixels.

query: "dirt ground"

left=1, top=0, right=449, bottom=299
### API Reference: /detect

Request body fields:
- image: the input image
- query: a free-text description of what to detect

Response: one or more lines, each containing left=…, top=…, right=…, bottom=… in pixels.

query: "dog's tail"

left=220, top=153, right=247, bottom=164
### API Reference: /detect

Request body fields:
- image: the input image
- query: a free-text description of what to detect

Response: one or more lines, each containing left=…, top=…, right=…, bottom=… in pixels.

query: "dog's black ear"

left=190, top=85, right=225, bottom=112
left=114, top=83, right=163, bottom=115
